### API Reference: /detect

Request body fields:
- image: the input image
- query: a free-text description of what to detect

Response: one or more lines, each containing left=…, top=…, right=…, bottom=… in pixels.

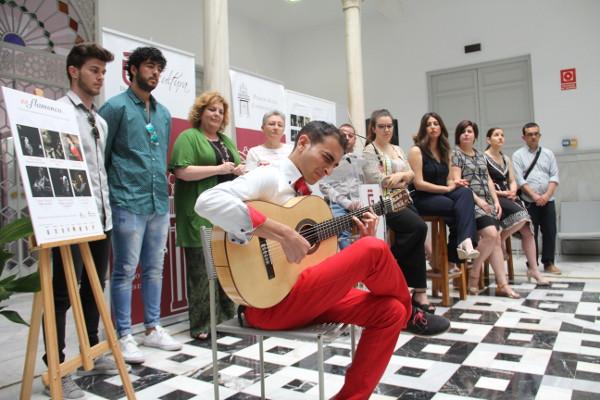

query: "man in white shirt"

left=513, top=122, right=561, bottom=274
left=319, top=123, right=365, bottom=249
left=44, top=43, right=121, bottom=399
left=195, top=121, right=449, bottom=399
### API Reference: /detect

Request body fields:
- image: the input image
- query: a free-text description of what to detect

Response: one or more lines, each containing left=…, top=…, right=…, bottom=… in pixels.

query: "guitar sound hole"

left=297, top=221, right=319, bottom=255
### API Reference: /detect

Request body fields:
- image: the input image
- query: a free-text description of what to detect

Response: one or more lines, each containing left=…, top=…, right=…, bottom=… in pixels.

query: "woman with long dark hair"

left=408, top=112, right=479, bottom=266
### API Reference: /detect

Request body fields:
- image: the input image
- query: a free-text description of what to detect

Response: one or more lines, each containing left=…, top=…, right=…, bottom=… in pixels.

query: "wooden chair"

left=200, top=227, right=355, bottom=400
left=423, top=216, right=467, bottom=306
left=482, top=236, right=514, bottom=287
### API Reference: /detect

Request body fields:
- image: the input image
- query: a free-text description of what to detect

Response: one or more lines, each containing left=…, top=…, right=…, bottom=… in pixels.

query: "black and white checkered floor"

left=31, top=279, right=600, bottom=399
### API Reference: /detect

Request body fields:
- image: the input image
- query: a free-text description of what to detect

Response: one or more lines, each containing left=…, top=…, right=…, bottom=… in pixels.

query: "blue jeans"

left=331, top=202, right=352, bottom=250
left=110, top=205, right=169, bottom=337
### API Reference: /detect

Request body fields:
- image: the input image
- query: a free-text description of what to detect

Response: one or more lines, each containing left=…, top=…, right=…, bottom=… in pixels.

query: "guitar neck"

left=306, top=198, right=390, bottom=243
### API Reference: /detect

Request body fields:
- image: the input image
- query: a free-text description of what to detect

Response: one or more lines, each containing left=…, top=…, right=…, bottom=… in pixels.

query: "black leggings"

left=386, top=206, right=428, bottom=290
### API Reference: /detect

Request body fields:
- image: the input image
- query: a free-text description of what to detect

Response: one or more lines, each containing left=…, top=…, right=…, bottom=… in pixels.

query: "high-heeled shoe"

left=457, top=241, right=480, bottom=260
left=495, top=283, right=521, bottom=299
left=527, top=270, right=551, bottom=286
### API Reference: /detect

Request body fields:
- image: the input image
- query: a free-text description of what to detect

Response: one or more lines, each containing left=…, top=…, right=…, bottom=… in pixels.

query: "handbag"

left=516, top=147, right=542, bottom=199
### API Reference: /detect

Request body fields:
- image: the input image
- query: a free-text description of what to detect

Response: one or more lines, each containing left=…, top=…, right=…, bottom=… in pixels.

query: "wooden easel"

left=19, top=236, right=135, bottom=399
left=16, top=89, right=134, bottom=399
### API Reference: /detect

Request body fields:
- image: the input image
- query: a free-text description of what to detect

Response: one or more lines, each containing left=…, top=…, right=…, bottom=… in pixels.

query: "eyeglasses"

left=525, top=132, right=541, bottom=137
left=376, top=124, right=393, bottom=130
left=85, top=111, right=99, bottom=139
left=146, top=123, right=159, bottom=145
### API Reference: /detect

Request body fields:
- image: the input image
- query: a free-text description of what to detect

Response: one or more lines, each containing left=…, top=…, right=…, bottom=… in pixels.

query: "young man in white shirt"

left=45, top=43, right=119, bottom=399
left=195, top=121, right=449, bottom=399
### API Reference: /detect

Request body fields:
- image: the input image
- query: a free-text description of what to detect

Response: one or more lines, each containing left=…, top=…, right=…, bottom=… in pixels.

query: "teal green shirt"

left=99, top=88, right=172, bottom=215
left=169, top=129, right=241, bottom=247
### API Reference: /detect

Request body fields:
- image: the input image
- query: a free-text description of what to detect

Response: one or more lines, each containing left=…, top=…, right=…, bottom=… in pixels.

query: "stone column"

left=341, top=0, right=366, bottom=149
left=203, top=0, right=233, bottom=137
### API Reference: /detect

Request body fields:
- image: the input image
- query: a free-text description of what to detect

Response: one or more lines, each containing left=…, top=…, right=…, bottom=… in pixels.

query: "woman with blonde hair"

left=169, top=91, right=245, bottom=340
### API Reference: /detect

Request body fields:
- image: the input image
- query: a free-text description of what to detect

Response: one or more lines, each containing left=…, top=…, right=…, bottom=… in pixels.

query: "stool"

left=423, top=216, right=467, bottom=306
left=483, top=236, right=514, bottom=287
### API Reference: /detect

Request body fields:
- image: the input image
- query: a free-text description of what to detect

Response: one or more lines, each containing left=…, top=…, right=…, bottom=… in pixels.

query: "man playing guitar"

left=195, top=121, right=449, bottom=400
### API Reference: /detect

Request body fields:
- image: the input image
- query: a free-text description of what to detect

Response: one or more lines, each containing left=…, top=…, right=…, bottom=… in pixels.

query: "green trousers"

left=183, top=247, right=234, bottom=338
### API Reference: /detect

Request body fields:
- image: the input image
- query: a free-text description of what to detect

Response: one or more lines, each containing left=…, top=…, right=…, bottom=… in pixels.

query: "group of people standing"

left=46, top=43, right=181, bottom=399
left=43, top=40, right=560, bottom=400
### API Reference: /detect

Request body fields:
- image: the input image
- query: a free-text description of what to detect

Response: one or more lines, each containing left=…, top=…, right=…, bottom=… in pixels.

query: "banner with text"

left=2, top=86, right=103, bottom=245
left=101, top=28, right=195, bottom=120
left=229, top=69, right=285, bottom=157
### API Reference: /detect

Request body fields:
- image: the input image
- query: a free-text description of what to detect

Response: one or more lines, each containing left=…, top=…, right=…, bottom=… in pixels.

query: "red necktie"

left=293, top=177, right=311, bottom=196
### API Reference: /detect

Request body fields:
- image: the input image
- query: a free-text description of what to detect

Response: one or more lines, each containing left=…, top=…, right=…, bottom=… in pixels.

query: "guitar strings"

left=253, top=191, right=411, bottom=261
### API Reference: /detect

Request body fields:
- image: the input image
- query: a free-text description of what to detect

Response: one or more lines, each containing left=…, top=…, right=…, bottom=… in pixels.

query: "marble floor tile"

left=4, top=258, right=600, bottom=399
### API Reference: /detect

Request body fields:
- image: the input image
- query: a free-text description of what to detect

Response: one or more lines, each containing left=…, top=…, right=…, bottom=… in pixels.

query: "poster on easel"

left=2, top=86, right=103, bottom=245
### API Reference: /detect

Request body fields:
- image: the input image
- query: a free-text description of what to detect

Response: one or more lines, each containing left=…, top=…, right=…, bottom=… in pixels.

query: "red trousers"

left=245, top=236, right=412, bottom=400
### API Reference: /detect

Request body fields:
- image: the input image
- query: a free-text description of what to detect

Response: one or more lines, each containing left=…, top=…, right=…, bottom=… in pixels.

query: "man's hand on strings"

left=352, top=208, right=379, bottom=238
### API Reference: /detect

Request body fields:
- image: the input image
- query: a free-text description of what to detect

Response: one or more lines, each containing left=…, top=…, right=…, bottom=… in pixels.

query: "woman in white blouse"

left=363, top=109, right=435, bottom=313
left=245, top=110, right=293, bottom=170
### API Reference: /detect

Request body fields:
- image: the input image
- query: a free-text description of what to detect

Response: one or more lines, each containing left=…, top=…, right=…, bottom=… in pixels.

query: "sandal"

left=495, top=283, right=521, bottom=299
left=412, top=290, right=436, bottom=314
left=468, top=270, right=481, bottom=295
left=192, top=332, right=210, bottom=341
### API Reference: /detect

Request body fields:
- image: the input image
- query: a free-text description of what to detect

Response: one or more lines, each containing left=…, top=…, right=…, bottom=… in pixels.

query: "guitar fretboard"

left=301, top=198, right=391, bottom=245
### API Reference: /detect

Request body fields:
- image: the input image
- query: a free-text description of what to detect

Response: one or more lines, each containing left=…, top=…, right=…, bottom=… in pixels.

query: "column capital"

left=341, top=0, right=362, bottom=11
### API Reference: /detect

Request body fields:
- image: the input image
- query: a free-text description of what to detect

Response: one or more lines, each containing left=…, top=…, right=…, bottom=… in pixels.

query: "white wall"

left=280, top=0, right=600, bottom=153
left=97, top=0, right=204, bottom=61
left=97, top=0, right=285, bottom=88
left=98, top=0, right=600, bottom=154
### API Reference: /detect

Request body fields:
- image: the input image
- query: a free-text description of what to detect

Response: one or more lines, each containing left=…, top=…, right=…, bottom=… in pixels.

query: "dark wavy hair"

left=127, top=46, right=166, bottom=81
left=413, top=112, right=451, bottom=165
left=454, top=120, right=479, bottom=145
left=366, top=109, right=393, bottom=144
left=294, top=121, right=347, bottom=151
left=66, top=43, right=114, bottom=83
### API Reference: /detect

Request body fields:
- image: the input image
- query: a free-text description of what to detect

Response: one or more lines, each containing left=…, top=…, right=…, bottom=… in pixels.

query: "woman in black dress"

left=408, top=113, right=479, bottom=266
left=484, top=127, right=549, bottom=285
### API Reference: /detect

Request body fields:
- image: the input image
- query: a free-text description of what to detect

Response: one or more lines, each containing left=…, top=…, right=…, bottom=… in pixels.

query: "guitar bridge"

left=259, top=238, right=275, bottom=280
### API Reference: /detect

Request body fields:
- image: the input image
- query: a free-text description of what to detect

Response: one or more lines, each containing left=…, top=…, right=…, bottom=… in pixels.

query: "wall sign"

left=560, top=68, right=577, bottom=91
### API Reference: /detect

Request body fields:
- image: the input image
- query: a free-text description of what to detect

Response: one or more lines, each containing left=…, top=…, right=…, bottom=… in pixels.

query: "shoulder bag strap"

left=523, top=147, right=542, bottom=180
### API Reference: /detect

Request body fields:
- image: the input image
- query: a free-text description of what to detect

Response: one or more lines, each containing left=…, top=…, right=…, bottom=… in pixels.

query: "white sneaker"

left=142, top=326, right=182, bottom=351
left=119, top=334, right=145, bottom=364
left=43, top=375, right=84, bottom=399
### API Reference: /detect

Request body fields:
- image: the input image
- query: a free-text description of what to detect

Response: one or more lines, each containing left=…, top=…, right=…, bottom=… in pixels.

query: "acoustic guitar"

left=211, top=191, right=411, bottom=308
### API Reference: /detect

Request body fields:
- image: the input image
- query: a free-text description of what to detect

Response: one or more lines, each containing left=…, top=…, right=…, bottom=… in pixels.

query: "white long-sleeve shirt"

left=195, top=157, right=302, bottom=245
